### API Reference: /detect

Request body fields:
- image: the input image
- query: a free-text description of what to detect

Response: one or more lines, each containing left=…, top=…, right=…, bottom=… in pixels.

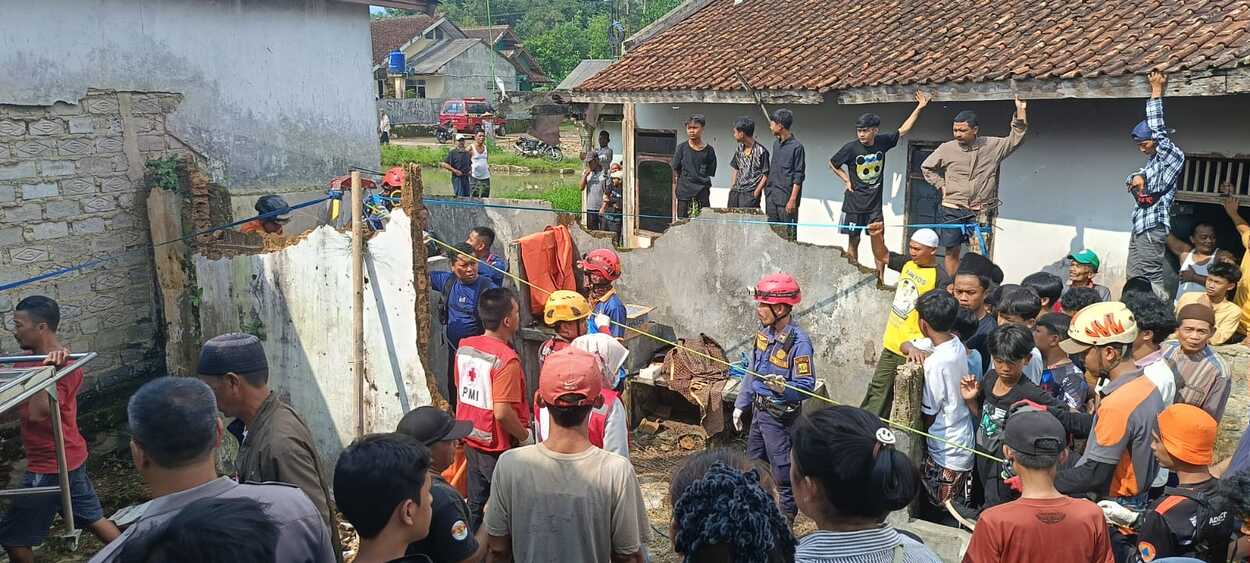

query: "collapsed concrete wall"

left=427, top=201, right=893, bottom=404
left=190, top=211, right=430, bottom=473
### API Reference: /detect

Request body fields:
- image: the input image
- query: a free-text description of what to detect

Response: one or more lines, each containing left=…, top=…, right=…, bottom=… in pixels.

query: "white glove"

left=732, top=408, right=744, bottom=431
left=1097, top=500, right=1139, bottom=528
left=518, top=429, right=535, bottom=446
left=594, top=314, right=612, bottom=334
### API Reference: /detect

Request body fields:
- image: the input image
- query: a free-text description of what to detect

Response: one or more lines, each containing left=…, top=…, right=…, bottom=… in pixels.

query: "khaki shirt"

left=921, top=118, right=1027, bottom=210
left=88, top=477, right=335, bottom=563
left=236, top=392, right=343, bottom=560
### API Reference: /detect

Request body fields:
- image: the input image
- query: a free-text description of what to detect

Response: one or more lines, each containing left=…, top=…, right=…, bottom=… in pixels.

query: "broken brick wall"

left=0, top=90, right=188, bottom=393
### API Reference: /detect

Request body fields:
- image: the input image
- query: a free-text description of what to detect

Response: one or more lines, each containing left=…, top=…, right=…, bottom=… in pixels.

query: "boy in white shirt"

left=916, top=290, right=975, bottom=524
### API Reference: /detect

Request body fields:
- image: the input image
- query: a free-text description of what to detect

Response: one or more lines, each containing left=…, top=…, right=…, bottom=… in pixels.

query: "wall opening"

left=904, top=141, right=942, bottom=254
left=635, top=129, right=677, bottom=234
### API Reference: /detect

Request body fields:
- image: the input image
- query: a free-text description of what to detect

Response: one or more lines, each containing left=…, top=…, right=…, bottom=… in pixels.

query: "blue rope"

left=419, top=197, right=993, bottom=233
left=0, top=194, right=336, bottom=293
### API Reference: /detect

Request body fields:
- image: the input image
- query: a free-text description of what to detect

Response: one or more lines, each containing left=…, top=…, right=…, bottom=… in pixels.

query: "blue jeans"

left=0, top=467, right=105, bottom=547
left=452, top=174, right=471, bottom=197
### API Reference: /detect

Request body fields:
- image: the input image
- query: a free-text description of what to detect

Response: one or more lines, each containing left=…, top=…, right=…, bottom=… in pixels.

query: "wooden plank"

left=622, top=102, right=639, bottom=248
left=400, top=163, right=448, bottom=411
left=146, top=186, right=194, bottom=377
left=351, top=171, right=366, bottom=436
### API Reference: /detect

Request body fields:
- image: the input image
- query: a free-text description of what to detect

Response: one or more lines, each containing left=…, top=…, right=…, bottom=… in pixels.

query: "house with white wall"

left=371, top=15, right=519, bottom=100
left=570, top=0, right=1250, bottom=291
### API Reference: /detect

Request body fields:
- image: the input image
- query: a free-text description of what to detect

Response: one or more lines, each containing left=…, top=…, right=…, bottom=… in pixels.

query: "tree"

left=370, top=7, right=418, bottom=19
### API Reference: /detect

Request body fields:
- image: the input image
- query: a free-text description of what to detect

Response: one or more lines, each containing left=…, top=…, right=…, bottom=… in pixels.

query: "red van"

left=438, top=98, right=506, bottom=136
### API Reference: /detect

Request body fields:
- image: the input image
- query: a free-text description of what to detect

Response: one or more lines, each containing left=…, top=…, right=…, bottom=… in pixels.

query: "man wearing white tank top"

left=469, top=131, right=491, bottom=197
left=1168, top=222, right=1217, bottom=303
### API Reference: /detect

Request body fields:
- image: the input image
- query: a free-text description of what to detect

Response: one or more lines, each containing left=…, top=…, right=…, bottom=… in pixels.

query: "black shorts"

left=840, top=209, right=884, bottom=236
left=938, top=206, right=978, bottom=248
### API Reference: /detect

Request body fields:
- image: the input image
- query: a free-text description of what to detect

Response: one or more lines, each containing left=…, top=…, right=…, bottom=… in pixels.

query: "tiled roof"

left=461, top=25, right=510, bottom=45
left=577, top=0, right=1250, bottom=94
left=407, top=39, right=480, bottom=75
left=370, top=15, right=436, bottom=65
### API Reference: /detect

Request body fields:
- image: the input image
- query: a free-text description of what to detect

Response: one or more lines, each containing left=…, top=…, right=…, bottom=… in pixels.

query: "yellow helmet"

left=544, top=290, right=591, bottom=324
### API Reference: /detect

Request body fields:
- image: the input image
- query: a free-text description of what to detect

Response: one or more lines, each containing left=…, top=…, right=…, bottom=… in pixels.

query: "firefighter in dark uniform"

left=1099, top=404, right=1237, bottom=563
left=732, top=272, right=815, bottom=521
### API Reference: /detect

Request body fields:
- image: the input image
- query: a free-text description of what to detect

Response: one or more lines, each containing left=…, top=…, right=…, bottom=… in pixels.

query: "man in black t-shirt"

left=396, top=406, right=487, bottom=563
left=441, top=135, right=473, bottom=197
left=671, top=114, right=717, bottom=219
left=830, top=91, right=930, bottom=275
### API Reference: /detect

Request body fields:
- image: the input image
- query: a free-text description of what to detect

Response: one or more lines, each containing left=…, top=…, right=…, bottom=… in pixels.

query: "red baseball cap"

left=538, top=348, right=603, bottom=407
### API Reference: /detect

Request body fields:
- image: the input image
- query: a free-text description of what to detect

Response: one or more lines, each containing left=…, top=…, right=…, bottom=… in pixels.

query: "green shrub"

left=496, top=183, right=582, bottom=213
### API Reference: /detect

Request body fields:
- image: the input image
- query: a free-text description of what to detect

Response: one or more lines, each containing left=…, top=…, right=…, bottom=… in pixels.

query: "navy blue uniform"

left=431, top=271, right=495, bottom=410
left=735, top=323, right=815, bottom=518
left=476, top=253, right=508, bottom=286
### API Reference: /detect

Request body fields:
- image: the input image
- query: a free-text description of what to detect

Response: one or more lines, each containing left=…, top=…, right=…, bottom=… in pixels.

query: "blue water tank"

left=387, top=50, right=405, bottom=75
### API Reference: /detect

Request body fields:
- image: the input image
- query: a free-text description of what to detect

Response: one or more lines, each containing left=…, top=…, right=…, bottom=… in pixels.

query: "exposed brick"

left=28, top=222, right=68, bottom=241
left=77, top=156, right=118, bottom=175
left=131, top=95, right=162, bottom=114
left=4, top=203, right=42, bottom=222
left=78, top=316, right=100, bottom=335
left=45, top=199, right=81, bottom=219
left=0, top=227, right=23, bottom=245
left=9, top=246, right=49, bottom=263
left=94, top=137, right=123, bottom=154
left=57, top=138, right=94, bottom=157
left=14, top=139, right=54, bottom=158
left=0, top=162, right=37, bottom=181
left=72, top=217, right=106, bottom=235
left=86, top=294, right=120, bottom=313
left=67, top=116, right=95, bottom=134
left=0, top=120, right=25, bottom=136
left=3, top=106, right=45, bottom=119
left=0, top=185, right=14, bottom=203
left=60, top=177, right=96, bottom=196
left=84, top=97, right=119, bottom=115
left=137, top=135, right=166, bottom=151
left=38, top=160, right=75, bottom=177
left=99, top=175, right=131, bottom=193
left=48, top=102, right=82, bottom=116
left=28, top=119, right=64, bottom=136
left=82, top=196, right=116, bottom=213
left=21, top=182, right=58, bottom=199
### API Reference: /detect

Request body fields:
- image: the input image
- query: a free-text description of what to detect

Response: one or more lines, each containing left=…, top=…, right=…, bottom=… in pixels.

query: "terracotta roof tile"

left=577, top=0, right=1250, bottom=94
left=370, top=15, right=436, bottom=65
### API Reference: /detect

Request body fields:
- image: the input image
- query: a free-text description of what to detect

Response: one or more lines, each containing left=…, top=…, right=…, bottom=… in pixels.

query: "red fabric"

left=587, top=388, right=619, bottom=448
left=16, top=362, right=88, bottom=473
left=517, top=225, right=576, bottom=315
left=454, top=336, right=528, bottom=454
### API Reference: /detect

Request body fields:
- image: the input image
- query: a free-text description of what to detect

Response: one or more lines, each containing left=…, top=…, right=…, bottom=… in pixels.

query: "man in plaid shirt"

left=1126, top=70, right=1184, bottom=299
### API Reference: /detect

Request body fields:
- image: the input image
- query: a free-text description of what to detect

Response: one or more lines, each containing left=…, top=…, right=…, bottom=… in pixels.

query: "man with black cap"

left=1125, top=70, right=1184, bottom=299
left=196, top=332, right=342, bottom=561
left=240, top=195, right=292, bottom=235
left=830, top=91, right=930, bottom=274
left=964, top=408, right=1113, bottom=563
left=395, top=406, right=487, bottom=563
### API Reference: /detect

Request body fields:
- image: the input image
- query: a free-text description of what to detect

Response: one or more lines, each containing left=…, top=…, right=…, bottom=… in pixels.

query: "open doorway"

left=904, top=141, right=943, bottom=256
left=634, top=129, right=678, bottom=234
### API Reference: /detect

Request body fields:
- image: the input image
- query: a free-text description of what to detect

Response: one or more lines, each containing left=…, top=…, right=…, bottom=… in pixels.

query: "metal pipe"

left=0, top=353, right=92, bottom=364
left=48, top=388, right=76, bottom=535
left=0, top=353, right=97, bottom=414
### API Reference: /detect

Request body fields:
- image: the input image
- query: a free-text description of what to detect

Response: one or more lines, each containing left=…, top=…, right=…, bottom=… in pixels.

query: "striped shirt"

left=796, top=527, right=942, bottom=563
left=1161, top=341, right=1231, bottom=421
left=1127, top=98, right=1184, bottom=235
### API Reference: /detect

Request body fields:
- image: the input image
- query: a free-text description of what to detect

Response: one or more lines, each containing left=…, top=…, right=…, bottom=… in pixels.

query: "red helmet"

left=579, top=249, right=621, bottom=282
left=382, top=166, right=405, bottom=188
left=753, top=273, right=801, bottom=305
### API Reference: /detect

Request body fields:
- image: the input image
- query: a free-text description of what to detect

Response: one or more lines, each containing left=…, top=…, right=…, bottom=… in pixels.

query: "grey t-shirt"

left=484, top=443, right=648, bottom=562
left=585, top=170, right=606, bottom=210
left=89, top=477, right=335, bottom=563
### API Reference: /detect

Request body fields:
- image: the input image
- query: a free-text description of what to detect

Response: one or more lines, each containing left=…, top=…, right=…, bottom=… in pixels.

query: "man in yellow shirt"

left=861, top=227, right=950, bottom=417
left=1221, top=192, right=1250, bottom=342
left=1175, top=261, right=1241, bottom=345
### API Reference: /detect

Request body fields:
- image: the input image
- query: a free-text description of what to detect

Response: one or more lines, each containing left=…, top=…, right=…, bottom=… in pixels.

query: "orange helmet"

left=382, top=166, right=405, bottom=188
left=578, top=249, right=621, bottom=282
left=753, top=273, right=801, bottom=305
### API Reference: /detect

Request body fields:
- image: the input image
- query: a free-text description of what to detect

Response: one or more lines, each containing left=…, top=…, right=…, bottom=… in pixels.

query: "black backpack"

left=1164, top=486, right=1235, bottom=563
left=438, top=276, right=489, bottom=327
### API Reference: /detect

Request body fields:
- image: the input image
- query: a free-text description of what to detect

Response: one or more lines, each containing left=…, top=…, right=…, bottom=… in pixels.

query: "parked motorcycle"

left=434, top=123, right=455, bottom=144
left=513, top=135, right=563, bottom=162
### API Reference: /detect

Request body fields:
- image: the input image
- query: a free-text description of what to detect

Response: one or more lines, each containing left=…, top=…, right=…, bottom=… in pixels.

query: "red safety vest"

left=533, top=387, right=621, bottom=450
left=455, top=335, right=526, bottom=453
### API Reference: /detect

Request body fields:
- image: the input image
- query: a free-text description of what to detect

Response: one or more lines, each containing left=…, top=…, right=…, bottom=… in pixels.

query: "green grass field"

left=382, top=141, right=582, bottom=174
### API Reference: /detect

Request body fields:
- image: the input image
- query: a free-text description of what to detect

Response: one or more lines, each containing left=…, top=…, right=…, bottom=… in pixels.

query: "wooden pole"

left=399, top=163, right=449, bottom=411
left=351, top=171, right=365, bottom=436
left=622, top=102, right=638, bottom=247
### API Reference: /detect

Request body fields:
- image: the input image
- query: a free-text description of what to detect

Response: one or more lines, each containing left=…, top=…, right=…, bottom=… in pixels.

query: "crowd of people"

left=6, top=66, right=1250, bottom=562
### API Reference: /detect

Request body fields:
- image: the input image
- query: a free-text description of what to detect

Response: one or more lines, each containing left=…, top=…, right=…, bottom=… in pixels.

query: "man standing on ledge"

left=1126, top=70, right=1184, bottom=299
left=922, top=97, right=1028, bottom=276
left=766, top=108, right=805, bottom=241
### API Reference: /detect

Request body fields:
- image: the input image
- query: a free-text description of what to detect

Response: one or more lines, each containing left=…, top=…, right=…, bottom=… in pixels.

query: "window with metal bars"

left=1176, top=154, right=1250, bottom=203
